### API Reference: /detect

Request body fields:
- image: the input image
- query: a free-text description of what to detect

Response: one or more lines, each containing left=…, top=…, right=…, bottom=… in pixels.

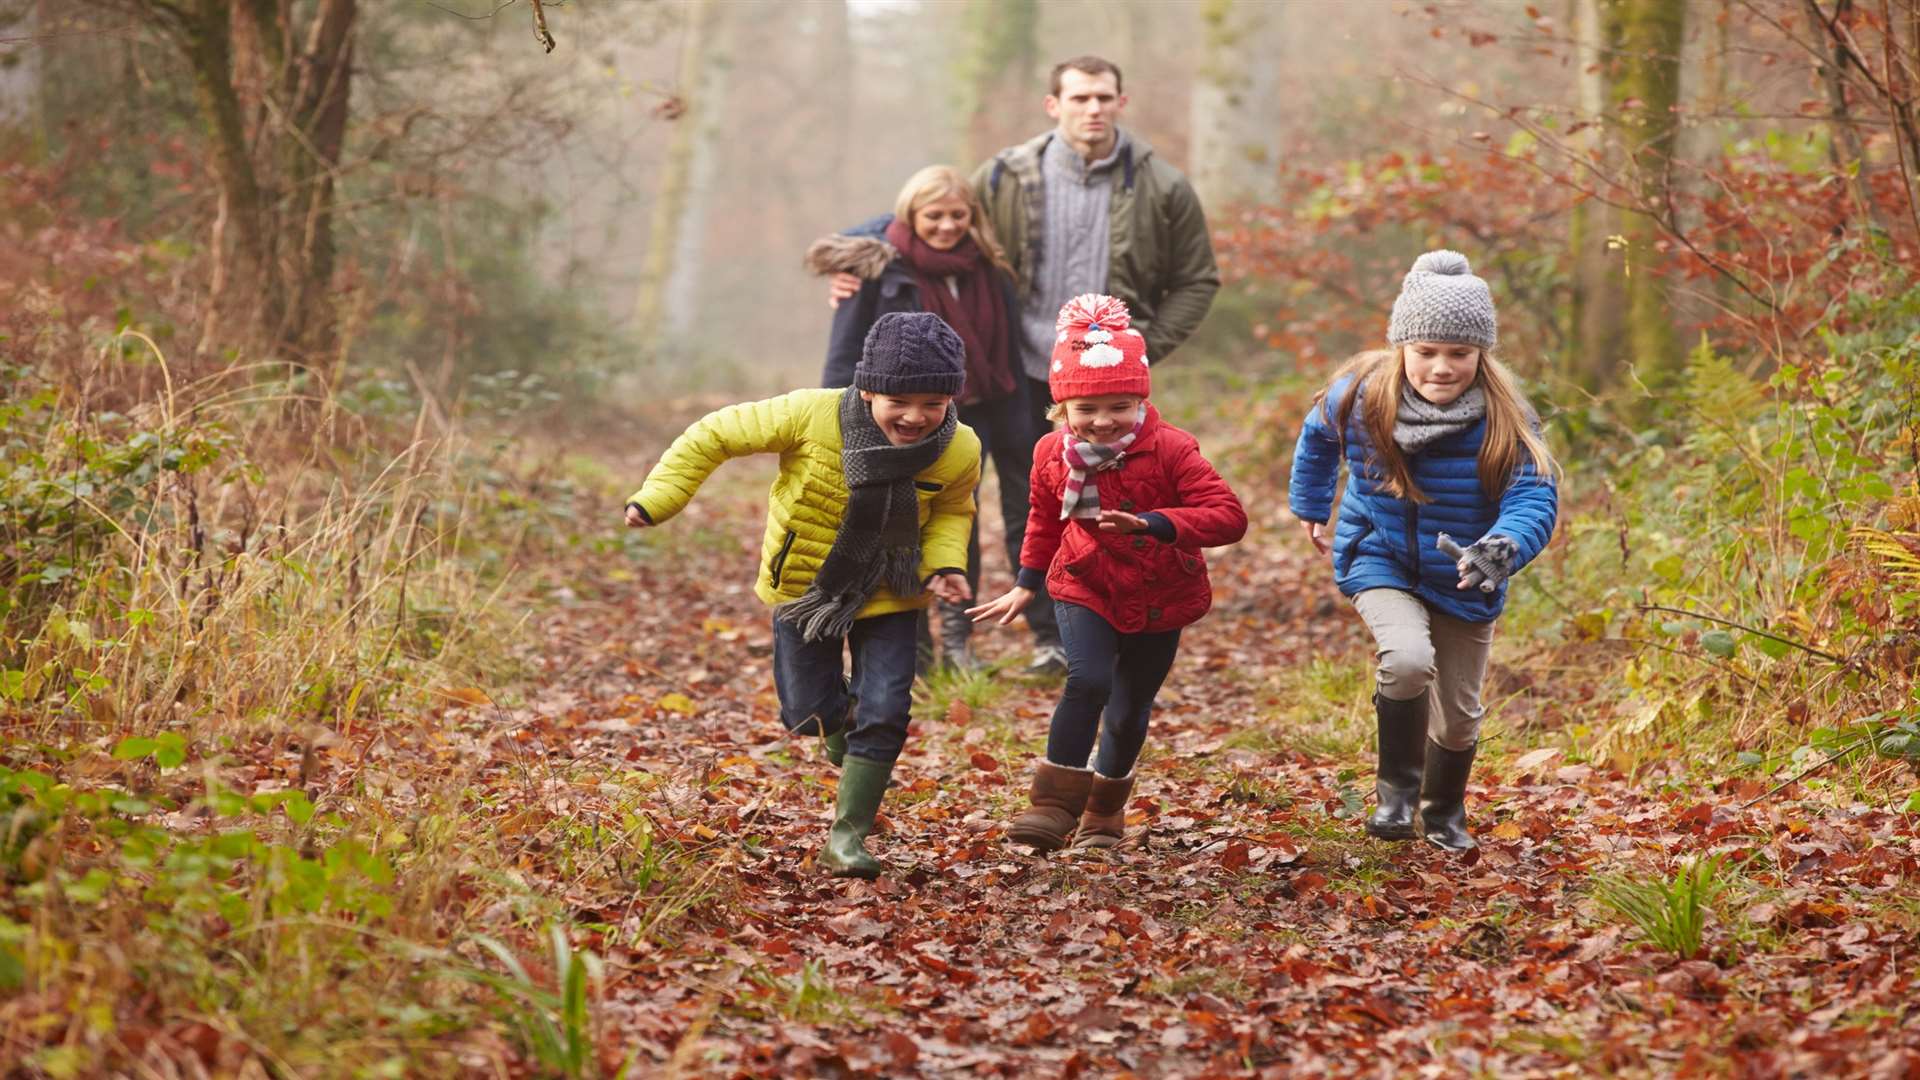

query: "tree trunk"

left=173, top=0, right=278, bottom=355
left=0, top=3, right=41, bottom=135
left=278, top=0, right=355, bottom=363
left=955, top=0, right=1038, bottom=165
left=130, top=0, right=356, bottom=366
left=1608, top=0, right=1685, bottom=376
left=633, top=0, right=726, bottom=350
left=1568, top=0, right=1629, bottom=387
left=1189, top=0, right=1285, bottom=207
left=1670, top=0, right=1728, bottom=332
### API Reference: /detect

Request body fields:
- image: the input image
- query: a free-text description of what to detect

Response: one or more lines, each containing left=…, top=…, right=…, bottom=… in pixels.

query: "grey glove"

left=1436, top=532, right=1517, bottom=593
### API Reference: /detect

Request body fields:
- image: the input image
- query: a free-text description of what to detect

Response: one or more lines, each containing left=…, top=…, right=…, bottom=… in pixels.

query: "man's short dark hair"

left=1049, top=56, right=1123, bottom=97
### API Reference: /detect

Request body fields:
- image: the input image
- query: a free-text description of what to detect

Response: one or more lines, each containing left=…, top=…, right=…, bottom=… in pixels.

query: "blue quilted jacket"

left=1287, top=375, right=1558, bottom=622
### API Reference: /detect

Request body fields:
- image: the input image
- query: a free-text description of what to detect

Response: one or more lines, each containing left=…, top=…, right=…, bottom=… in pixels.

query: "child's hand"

left=1096, top=509, right=1150, bottom=534
left=624, top=503, right=651, bottom=528
left=927, top=573, right=972, bottom=605
left=827, top=272, right=861, bottom=309
left=1301, top=520, right=1329, bottom=555
left=1435, top=532, right=1506, bottom=592
left=966, top=586, right=1032, bottom=626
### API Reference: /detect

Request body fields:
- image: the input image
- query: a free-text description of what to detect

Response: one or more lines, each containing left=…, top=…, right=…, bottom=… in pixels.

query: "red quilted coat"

left=1021, top=405, right=1248, bottom=633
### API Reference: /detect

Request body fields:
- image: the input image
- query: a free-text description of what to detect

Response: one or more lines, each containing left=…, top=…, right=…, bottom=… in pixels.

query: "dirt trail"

left=499, top=471, right=1918, bottom=1077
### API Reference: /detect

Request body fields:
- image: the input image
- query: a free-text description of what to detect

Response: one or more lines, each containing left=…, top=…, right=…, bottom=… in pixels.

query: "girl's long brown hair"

left=1316, top=347, right=1560, bottom=503
left=893, top=165, right=1016, bottom=282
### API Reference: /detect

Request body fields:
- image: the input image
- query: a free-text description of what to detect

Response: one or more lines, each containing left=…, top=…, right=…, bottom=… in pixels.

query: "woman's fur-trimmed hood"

left=804, top=232, right=897, bottom=280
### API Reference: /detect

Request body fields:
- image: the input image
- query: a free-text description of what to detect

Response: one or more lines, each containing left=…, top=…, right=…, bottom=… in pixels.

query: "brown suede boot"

left=1006, top=761, right=1093, bottom=852
left=1074, top=772, right=1135, bottom=849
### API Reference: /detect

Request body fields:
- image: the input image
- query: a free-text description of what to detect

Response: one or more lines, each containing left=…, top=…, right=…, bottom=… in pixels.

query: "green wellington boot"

left=820, top=755, right=893, bottom=878
left=818, top=687, right=855, bottom=768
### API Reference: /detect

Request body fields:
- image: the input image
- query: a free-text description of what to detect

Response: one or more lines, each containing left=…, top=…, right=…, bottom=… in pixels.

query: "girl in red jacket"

left=969, top=294, right=1248, bottom=851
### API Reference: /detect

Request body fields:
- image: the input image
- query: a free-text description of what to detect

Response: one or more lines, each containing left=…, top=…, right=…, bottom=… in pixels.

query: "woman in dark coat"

left=808, top=165, right=1061, bottom=672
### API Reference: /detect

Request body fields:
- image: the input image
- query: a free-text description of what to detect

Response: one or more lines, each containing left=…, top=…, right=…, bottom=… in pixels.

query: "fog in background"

left=466, top=0, right=1576, bottom=393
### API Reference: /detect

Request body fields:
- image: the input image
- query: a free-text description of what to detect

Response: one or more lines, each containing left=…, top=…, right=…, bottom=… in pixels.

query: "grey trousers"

left=1352, top=588, right=1495, bottom=751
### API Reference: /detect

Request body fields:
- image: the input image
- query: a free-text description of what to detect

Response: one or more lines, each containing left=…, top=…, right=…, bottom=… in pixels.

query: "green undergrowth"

left=0, top=327, right=719, bottom=1074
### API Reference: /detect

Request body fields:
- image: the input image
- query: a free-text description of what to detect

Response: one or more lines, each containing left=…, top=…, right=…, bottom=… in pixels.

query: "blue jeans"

left=771, top=609, right=918, bottom=764
left=1045, top=601, right=1183, bottom=776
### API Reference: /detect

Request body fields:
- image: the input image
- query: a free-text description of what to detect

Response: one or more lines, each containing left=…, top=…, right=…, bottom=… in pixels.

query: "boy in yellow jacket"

left=625, top=312, right=981, bottom=877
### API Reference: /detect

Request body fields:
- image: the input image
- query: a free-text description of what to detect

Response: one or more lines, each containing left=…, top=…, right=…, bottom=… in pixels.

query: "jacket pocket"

left=1057, top=534, right=1107, bottom=593
left=1338, top=520, right=1374, bottom=574
left=914, top=480, right=943, bottom=493
left=768, top=529, right=797, bottom=588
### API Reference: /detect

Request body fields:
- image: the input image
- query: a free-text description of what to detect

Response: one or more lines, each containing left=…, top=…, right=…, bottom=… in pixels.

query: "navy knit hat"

left=856, top=312, right=967, bottom=397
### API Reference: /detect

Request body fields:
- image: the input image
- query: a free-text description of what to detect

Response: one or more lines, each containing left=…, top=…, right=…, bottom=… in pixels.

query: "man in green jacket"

left=971, top=56, right=1220, bottom=405
left=828, top=55, right=1220, bottom=673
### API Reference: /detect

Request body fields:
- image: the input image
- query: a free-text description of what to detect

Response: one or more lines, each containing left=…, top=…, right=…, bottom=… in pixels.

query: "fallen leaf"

left=657, top=692, right=698, bottom=716
left=437, top=686, right=492, bottom=707
left=1510, top=746, right=1561, bottom=772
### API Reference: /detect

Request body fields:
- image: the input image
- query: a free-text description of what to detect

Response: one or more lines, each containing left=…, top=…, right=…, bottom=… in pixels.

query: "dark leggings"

left=1045, top=601, right=1182, bottom=776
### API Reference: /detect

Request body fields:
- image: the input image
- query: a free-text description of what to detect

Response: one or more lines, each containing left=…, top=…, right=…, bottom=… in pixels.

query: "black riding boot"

left=1420, top=739, right=1478, bottom=852
left=1365, top=692, right=1426, bottom=841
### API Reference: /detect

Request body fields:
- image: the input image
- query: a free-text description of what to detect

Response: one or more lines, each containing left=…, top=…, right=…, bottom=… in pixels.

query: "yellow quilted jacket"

left=627, top=388, right=981, bottom=618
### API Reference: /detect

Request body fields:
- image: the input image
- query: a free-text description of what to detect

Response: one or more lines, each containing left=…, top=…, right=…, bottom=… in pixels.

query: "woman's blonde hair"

left=1317, top=346, right=1560, bottom=503
left=893, top=165, right=1016, bottom=281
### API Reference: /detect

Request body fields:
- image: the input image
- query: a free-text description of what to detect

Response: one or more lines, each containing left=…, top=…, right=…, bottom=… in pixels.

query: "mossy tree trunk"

left=1189, top=0, right=1285, bottom=208
left=1607, top=0, right=1686, bottom=377
left=633, top=0, right=729, bottom=354
left=954, top=0, right=1038, bottom=166
left=1567, top=0, right=1629, bottom=387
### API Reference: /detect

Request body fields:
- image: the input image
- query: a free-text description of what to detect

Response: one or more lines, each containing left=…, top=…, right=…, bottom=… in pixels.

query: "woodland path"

left=474, top=461, right=1919, bottom=1078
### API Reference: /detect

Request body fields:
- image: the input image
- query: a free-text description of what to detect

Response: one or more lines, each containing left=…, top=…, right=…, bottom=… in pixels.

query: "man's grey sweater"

left=1017, top=134, right=1125, bottom=384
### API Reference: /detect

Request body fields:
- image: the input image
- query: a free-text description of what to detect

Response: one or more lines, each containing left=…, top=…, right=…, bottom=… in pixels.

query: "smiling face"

left=861, top=391, right=951, bottom=446
left=1401, top=342, right=1482, bottom=405
left=911, top=194, right=972, bottom=251
left=1061, top=394, right=1143, bottom=444
left=1045, top=68, right=1126, bottom=160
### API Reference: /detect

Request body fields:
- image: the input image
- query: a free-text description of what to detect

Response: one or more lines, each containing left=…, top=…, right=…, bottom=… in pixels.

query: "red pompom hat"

left=1049, top=293, right=1151, bottom=402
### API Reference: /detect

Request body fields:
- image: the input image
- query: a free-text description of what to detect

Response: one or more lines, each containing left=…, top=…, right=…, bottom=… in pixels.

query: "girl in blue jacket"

left=1288, top=251, right=1559, bottom=851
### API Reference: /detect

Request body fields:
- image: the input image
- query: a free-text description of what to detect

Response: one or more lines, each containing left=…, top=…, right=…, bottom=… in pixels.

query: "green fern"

left=1682, top=334, right=1766, bottom=427
left=1852, top=525, right=1920, bottom=586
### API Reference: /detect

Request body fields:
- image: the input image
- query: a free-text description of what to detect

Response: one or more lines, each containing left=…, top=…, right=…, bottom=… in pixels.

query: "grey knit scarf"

left=1393, top=383, right=1486, bottom=453
left=775, top=387, right=956, bottom=642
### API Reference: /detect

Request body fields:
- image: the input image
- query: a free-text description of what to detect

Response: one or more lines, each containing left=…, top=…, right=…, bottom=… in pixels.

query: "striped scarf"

left=1059, top=408, right=1145, bottom=520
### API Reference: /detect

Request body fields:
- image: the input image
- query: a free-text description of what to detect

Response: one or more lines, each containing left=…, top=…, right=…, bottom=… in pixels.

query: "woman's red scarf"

left=884, top=217, right=1015, bottom=403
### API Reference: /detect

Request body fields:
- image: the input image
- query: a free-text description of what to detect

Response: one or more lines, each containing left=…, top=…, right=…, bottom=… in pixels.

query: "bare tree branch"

left=529, top=0, right=555, bottom=52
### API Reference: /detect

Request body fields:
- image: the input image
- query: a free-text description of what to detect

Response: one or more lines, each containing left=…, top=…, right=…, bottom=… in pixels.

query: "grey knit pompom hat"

left=1386, top=249, right=1498, bottom=350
